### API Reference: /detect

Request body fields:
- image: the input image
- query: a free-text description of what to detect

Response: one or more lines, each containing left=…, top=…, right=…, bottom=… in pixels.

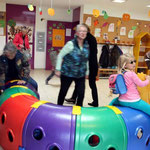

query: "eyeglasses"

left=130, top=60, right=136, bottom=64
left=78, top=30, right=87, bottom=33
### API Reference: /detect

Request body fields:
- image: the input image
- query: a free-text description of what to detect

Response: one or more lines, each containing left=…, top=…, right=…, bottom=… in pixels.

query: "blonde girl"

left=109, top=53, right=150, bottom=116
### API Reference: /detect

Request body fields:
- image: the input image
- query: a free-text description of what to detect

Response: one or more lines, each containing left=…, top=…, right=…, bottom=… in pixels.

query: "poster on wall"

left=52, top=29, right=65, bottom=47
left=7, top=24, right=33, bottom=43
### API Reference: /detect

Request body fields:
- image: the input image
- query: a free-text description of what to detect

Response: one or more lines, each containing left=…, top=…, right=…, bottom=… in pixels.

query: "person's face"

left=5, top=50, right=16, bottom=60
left=22, top=29, right=27, bottom=36
left=76, top=26, right=87, bottom=40
left=125, top=58, right=136, bottom=71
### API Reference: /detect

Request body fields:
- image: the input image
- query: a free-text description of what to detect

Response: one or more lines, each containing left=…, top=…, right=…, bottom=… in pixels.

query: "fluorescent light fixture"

left=111, top=0, right=127, bottom=3
left=147, top=5, right=150, bottom=7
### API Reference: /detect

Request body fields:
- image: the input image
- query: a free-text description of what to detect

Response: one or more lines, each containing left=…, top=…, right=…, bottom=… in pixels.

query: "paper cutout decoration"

left=94, top=28, right=101, bottom=37
left=48, top=8, right=55, bottom=16
left=28, top=4, right=34, bottom=11
left=0, top=20, right=5, bottom=28
left=93, top=9, right=100, bottom=17
left=39, top=7, right=42, bottom=15
left=52, top=29, right=65, bottom=47
left=108, top=23, right=114, bottom=32
left=149, top=10, right=150, bottom=17
left=102, top=10, right=109, bottom=19
left=94, top=20, right=99, bottom=26
left=117, top=20, right=121, bottom=27
left=132, top=26, right=137, bottom=31
left=85, top=17, right=92, bottom=26
left=122, top=13, right=130, bottom=21
left=120, top=27, right=126, bottom=35
left=67, top=9, right=71, bottom=15
left=102, top=22, right=108, bottom=28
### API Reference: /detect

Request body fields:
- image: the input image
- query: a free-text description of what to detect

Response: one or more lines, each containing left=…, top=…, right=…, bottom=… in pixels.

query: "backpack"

left=109, top=74, right=127, bottom=94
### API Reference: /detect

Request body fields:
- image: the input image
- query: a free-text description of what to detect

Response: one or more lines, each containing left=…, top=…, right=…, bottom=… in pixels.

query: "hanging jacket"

left=99, top=44, right=110, bottom=68
left=109, top=45, right=123, bottom=67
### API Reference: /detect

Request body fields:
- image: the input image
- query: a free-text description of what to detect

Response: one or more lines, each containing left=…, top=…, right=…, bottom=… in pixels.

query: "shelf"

left=140, top=46, right=150, bottom=48
left=137, top=66, right=148, bottom=69
left=98, top=42, right=134, bottom=47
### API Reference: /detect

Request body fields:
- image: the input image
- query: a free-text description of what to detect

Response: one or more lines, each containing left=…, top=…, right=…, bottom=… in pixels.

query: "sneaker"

left=45, top=80, right=48, bottom=85
left=65, top=98, right=76, bottom=104
left=88, top=102, right=98, bottom=107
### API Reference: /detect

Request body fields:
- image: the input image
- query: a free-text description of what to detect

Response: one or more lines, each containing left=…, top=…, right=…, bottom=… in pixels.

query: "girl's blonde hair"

left=117, top=53, right=134, bottom=73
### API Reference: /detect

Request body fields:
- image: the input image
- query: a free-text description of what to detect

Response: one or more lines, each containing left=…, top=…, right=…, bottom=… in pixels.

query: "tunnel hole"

left=137, top=128, right=143, bottom=139
left=1, top=112, right=6, bottom=124
left=8, top=129, right=14, bottom=142
left=49, top=145, right=60, bottom=150
left=88, top=135, right=100, bottom=147
left=108, top=148, right=116, bottom=150
left=146, top=136, right=150, bottom=146
left=33, top=128, right=43, bottom=140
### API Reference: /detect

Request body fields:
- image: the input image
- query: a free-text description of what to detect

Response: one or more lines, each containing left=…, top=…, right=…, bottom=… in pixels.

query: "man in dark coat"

left=65, top=24, right=99, bottom=107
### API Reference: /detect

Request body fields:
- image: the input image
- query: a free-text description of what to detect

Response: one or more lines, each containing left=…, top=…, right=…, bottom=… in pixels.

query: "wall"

left=0, top=2, right=150, bottom=69
left=0, top=2, right=6, bottom=54
left=35, top=6, right=73, bottom=69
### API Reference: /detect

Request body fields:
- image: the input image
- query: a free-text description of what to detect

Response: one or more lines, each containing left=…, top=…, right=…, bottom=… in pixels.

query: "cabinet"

left=133, top=32, right=150, bottom=74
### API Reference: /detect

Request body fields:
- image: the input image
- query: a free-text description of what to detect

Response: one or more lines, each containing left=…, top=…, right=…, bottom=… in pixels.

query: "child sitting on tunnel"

left=109, top=53, right=150, bottom=116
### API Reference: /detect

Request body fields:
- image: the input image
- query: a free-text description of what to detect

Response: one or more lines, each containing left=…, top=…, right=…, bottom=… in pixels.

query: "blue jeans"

left=23, top=77, right=38, bottom=91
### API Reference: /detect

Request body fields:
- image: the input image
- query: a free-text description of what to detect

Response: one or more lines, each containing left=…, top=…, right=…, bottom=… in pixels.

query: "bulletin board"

left=0, top=12, right=6, bottom=36
left=83, top=14, right=150, bottom=45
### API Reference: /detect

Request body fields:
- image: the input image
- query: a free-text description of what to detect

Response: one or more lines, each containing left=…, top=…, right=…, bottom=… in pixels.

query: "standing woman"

left=55, top=24, right=89, bottom=106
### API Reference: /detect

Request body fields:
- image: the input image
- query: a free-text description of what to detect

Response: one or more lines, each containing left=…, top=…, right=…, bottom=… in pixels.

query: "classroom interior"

left=0, top=0, right=150, bottom=149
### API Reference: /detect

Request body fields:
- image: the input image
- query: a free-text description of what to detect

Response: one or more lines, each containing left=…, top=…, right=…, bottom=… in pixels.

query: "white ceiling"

left=1, top=0, right=150, bottom=10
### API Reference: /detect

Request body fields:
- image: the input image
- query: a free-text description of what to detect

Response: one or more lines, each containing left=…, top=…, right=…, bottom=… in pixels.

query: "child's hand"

left=146, top=75, right=150, bottom=81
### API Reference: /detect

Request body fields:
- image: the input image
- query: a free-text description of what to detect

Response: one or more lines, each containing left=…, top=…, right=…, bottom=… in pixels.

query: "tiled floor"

left=31, top=69, right=118, bottom=107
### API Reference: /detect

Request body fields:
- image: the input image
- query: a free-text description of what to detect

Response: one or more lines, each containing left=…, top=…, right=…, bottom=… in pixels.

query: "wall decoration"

left=0, top=12, right=6, bottom=36
left=128, top=30, right=134, bottom=39
left=85, top=17, right=92, bottom=26
left=93, top=9, right=100, bottom=18
left=83, top=14, right=150, bottom=45
left=122, top=13, right=130, bottom=21
left=94, top=20, right=99, bottom=26
left=7, top=25, right=33, bottom=43
left=102, top=22, right=108, bottom=28
left=120, top=27, right=126, bottom=35
left=102, top=10, right=109, bottom=19
left=108, top=23, right=115, bottom=32
left=66, top=28, right=71, bottom=36
left=52, top=29, right=65, bottom=47
left=94, top=28, right=101, bottom=37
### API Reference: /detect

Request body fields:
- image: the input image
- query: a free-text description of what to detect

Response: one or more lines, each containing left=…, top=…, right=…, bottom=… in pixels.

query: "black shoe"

left=65, top=98, right=76, bottom=104
left=45, top=80, right=48, bottom=85
left=88, top=102, right=98, bottom=107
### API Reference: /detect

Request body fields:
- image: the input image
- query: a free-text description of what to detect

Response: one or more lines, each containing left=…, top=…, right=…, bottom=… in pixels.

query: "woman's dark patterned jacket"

left=0, top=50, right=30, bottom=89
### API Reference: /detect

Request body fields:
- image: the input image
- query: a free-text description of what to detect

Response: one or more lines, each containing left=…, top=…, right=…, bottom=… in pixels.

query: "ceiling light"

left=147, top=5, right=150, bottom=7
left=111, top=0, right=127, bottom=3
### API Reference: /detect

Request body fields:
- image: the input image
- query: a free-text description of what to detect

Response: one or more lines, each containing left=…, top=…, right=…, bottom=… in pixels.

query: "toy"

left=0, top=80, right=150, bottom=150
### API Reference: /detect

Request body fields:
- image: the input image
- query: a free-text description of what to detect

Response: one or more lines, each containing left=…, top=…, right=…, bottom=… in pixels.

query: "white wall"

left=35, top=6, right=73, bottom=69
left=0, top=2, right=6, bottom=54
left=0, top=2, right=149, bottom=68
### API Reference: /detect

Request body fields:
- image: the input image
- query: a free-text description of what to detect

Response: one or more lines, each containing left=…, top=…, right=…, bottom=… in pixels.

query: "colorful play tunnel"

left=0, top=81, right=150, bottom=150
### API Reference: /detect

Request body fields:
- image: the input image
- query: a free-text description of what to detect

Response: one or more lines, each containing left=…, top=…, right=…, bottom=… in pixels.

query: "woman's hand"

left=55, top=70, right=61, bottom=77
